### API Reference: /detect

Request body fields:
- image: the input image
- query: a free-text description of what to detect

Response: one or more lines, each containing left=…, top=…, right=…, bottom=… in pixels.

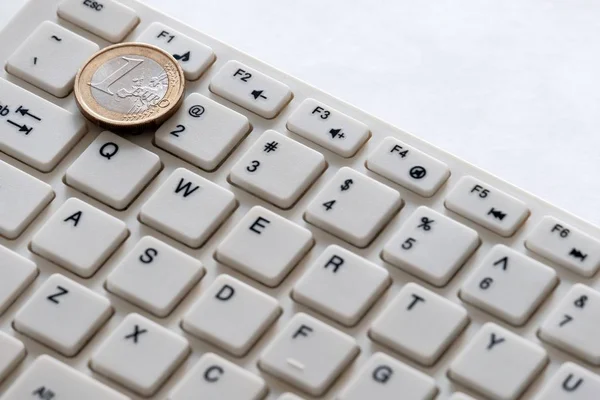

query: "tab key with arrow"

left=15, top=105, right=41, bottom=121
left=7, top=120, right=33, bottom=135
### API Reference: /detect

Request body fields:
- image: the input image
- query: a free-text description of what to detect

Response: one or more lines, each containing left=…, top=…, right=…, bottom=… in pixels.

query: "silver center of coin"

left=89, top=54, right=168, bottom=114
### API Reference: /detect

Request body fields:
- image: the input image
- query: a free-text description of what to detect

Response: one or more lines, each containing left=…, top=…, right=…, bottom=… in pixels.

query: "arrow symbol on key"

left=15, top=105, right=41, bottom=121
left=7, top=120, right=32, bottom=135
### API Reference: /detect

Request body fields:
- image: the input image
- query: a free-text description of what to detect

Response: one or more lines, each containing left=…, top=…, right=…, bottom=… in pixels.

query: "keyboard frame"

left=1, top=0, right=599, bottom=398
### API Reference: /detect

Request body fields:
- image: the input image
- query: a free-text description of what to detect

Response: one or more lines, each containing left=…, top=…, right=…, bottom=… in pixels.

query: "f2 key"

left=445, top=176, right=529, bottom=237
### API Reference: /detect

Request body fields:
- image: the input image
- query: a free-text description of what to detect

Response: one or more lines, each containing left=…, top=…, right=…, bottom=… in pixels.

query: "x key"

left=124, top=324, right=147, bottom=344
left=91, top=313, right=190, bottom=396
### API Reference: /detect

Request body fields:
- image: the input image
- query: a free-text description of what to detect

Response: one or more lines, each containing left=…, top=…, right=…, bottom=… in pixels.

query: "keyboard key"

left=449, top=322, right=547, bottom=400
left=14, top=274, right=112, bottom=356
left=216, top=206, right=313, bottom=286
left=0, top=332, right=26, bottom=383
left=370, top=283, right=468, bottom=366
left=31, top=198, right=128, bottom=277
left=460, top=245, right=557, bottom=325
left=2, top=355, right=129, bottom=400
left=139, top=168, right=236, bottom=247
left=525, top=216, right=600, bottom=277
left=6, top=21, right=99, bottom=97
left=338, top=352, right=437, bottom=400
left=0, top=160, right=54, bottom=238
left=382, top=206, right=479, bottom=286
left=292, top=245, right=390, bottom=325
left=278, top=394, right=305, bottom=400
left=106, top=236, right=204, bottom=317
left=91, top=313, right=189, bottom=396
left=0, top=78, right=87, bottom=172
left=539, top=284, right=600, bottom=364
left=366, top=137, right=450, bottom=197
left=65, top=131, right=161, bottom=210
left=533, top=362, right=600, bottom=400
left=210, top=60, right=292, bottom=118
left=305, top=167, right=402, bottom=248
left=449, top=393, right=478, bottom=400
left=229, top=130, right=326, bottom=209
left=57, top=0, right=139, bottom=42
left=445, top=176, right=529, bottom=237
left=182, top=274, right=281, bottom=356
left=0, top=245, right=37, bottom=315
left=259, top=312, right=358, bottom=396
left=170, top=352, right=267, bottom=400
left=155, top=93, right=250, bottom=171
left=287, top=98, right=370, bottom=157
left=137, top=22, right=215, bottom=80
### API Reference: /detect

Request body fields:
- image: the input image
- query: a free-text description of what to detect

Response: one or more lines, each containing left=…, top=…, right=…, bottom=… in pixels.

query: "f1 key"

left=445, top=176, right=529, bottom=237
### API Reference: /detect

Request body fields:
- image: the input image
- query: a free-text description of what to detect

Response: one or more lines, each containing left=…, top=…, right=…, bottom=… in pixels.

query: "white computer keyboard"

left=0, top=0, right=599, bottom=399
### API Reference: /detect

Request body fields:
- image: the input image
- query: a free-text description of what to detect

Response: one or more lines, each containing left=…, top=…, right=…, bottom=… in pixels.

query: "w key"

left=13, top=274, right=112, bottom=356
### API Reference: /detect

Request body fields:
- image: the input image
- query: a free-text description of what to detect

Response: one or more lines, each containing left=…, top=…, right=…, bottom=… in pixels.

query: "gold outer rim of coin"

left=74, top=42, right=185, bottom=132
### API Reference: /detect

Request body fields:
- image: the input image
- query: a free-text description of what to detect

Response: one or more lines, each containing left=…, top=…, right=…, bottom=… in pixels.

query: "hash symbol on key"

left=263, top=141, right=278, bottom=153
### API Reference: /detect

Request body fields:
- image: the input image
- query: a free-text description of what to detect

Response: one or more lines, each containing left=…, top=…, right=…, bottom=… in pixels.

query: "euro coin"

left=74, top=42, right=185, bottom=132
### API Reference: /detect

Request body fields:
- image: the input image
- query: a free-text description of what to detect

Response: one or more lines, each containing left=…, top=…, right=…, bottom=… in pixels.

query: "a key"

left=533, top=362, right=600, bottom=400
left=0, top=245, right=37, bottom=315
left=338, top=352, right=438, bottom=400
left=169, top=352, right=267, bottom=400
left=259, top=312, right=359, bottom=396
left=525, top=216, right=600, bottom=277
left=90, top=313, right=190, bottom=396
left=137, top=22, right=215, bottom=80
left=0, top=160, right=54, bottom=239
left=449, top=322, right=547, bottom=400
left=140, top=168, right=236, bottom=247
left=287, top=98, right=370, bottom=157
left=210, top=60, right=292, bottom=118
left=229, top=130, right=326, bottom=209
left=370, top=282, right=469, bottom=366
left=13, top=273, right=112, bottom=357
left=30, top=198, right=128, bottom=277
left=65, top=131, right=161, bottom=210
left=6, top=21, right=99, bottom=97
left=182, top=274, right=281, bottom=356
left=382, top=206, right=479, bottom=286
left=449, top=393, right=478, bottom=400
left=445, top=176, right=529, bottom=237
left=215, top=205, right=313, bottom=286
left=0, top=332, right=26, bottom=383
left=0, top=78, right=87, bottom=172
left=278, top=394, right=305, bottom=400
left=106, top=236, right=204, bottom=317
left=3, top=355, right=129, bottom=400
left=292, top=244, right=390, bottom=326
left=366, top=137, right=450, bottom=197
left=460, top=245, right=557, bottom=325
left=539, top=284, right=600, bottom=364
left=305, top=167, right=402, bottom=248
left=155, top=93, right=250, bottom=171
left=57, top=0, right=139, bottom=43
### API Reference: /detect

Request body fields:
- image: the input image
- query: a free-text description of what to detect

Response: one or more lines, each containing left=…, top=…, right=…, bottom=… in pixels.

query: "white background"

left=2, top=0, right=600, bottom=223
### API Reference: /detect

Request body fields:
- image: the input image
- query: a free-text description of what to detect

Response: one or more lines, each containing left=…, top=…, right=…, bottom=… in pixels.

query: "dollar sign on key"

left=340, top=179, right=353, bottom=191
